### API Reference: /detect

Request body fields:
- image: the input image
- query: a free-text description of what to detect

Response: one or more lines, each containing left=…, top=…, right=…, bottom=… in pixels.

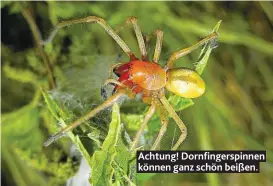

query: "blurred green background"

left=1, top=1, right=273, bottom=186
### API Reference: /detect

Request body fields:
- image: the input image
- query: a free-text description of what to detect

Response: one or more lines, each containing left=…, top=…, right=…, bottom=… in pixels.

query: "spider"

left=44, top=16, right=219, bottom=150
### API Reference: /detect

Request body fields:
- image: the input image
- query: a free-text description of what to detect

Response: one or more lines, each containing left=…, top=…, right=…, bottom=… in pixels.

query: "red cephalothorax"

left=113, top=60, right=166, bottom=95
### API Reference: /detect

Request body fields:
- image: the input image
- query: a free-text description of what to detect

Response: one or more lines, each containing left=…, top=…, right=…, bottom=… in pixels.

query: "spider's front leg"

left=145, top=29, right=164, bottom=63
left=101, top=78, right=127, bottom=100
left=101, top=68, right=135, bottom=100
left=108, top=63, right=125, bottom=79
left=116, top=17, right=148, bottom=60
left=42, top=16, right=136, bottom=59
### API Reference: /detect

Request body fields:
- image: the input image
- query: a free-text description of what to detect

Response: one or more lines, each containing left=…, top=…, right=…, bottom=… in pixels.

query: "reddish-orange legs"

left=43, top=16, right=219, bottom=150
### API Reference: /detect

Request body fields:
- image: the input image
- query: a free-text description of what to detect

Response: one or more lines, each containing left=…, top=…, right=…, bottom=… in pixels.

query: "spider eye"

left=166, top=68, right=205, bottom=98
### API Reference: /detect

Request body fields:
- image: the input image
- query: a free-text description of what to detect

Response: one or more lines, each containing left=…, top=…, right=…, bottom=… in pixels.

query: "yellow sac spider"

left=43, top=16, right=219, bottom=150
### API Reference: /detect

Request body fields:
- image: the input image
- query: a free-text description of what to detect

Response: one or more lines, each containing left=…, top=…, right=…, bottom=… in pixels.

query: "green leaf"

left=1, top=1, right=12, bottom=8
left=87, top=130, right=103, bottom=148
left=121, top=113, right=144, bottom=131
left=114, top=124, right=133, bottom=177
left=168, top=95, right=194, bottom=111
left=41, top=88, right=68, bottom=121
left=2, top=104, right=42, bottom=152
left=88, top=122, right=135, bottom=185
left=147, top=112, right=161, bottom=136
left=3, top=65, right=39, bottom=85
left=42, top=88, right=93, bottom=167
left=75, top=135, right=93, bottom=165
left=113, top=181, right=121, bottom=186
left=9, top=2, right=22, bottom=14
left=195, top=20, right=222, bottom=75
left=113, top=160, right=136, bottom=186
left=91, top=103, right=121, bottom=186
left=44, top=43, right=54, bottom=54
left=136, top=173, right=157, bottom=182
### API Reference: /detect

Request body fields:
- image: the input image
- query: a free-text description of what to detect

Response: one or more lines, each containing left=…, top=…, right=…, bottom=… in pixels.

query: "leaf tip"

left=213, top=20, right=222, bottom=32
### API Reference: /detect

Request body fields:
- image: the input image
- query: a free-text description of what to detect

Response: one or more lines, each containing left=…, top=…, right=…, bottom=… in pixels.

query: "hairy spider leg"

left=101, top=79, right=127, bottom=99
left=115, top=17, right=147, bottom=60
left=110, top=63, right=134, bottom=96
left=151, top=103, right=168, bottom=150
left=103, top=79, right=126, bottom=88
left=104, top=62, right=134, bottom=97
left=101, top=62, right=131, bottom=99
left=160, top=96, right=187, bottom=150
left=113, top=62, right=131, bottom=77
left=145, top=29, right=164, bottom=63
left=126, top=17, right=147, bottom=60
left=42, top=16, right=136, bottom=60
left=167, top=32, right=218, bottom=69
left=44, top=90, right=129, bottom=147
left=115, top=18, right=164, bottom=62
left=108, top=62, right=126, bottom=78
left=130, top=105, right=156, bottom=150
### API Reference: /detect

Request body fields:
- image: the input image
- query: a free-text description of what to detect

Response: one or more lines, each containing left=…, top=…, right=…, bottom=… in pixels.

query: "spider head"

left=165, top=68, right=206, bottom=98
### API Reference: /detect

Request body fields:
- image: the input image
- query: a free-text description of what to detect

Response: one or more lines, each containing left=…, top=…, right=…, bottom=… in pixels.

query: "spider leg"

left=167, top=32, right=218, bottom=69
left=116, top=17, right=148, bottom=60
left=108, top=62, right=125, bottom=78
left=151, top=103, right=168, bottom=150
left=130, top=104, right=156, bottom=150
left=103, top=79, right=126, bottom=88
left=159, top=96, right=187, bottom=150
left=42, top=16, right=135, bottom=59
left=44, top=90, right=128, bottom=147
left=101, top=79, right=126, bottom=100
left=145, top=29, right=164, bottom=63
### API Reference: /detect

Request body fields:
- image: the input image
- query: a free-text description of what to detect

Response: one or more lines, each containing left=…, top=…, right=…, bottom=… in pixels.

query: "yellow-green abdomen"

left=166, top=68, right=205, bottom=98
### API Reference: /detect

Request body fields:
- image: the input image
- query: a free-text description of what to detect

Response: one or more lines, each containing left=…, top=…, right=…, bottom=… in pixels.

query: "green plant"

left=2, top=2, right=273, bottom=186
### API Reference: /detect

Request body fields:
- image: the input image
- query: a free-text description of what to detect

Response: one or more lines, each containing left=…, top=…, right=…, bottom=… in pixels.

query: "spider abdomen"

left=166, top=68, right=206, bottom=98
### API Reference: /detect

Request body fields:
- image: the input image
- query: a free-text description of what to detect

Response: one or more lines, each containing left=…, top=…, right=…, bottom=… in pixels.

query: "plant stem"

left=21, top=5, right=56, bottom=89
